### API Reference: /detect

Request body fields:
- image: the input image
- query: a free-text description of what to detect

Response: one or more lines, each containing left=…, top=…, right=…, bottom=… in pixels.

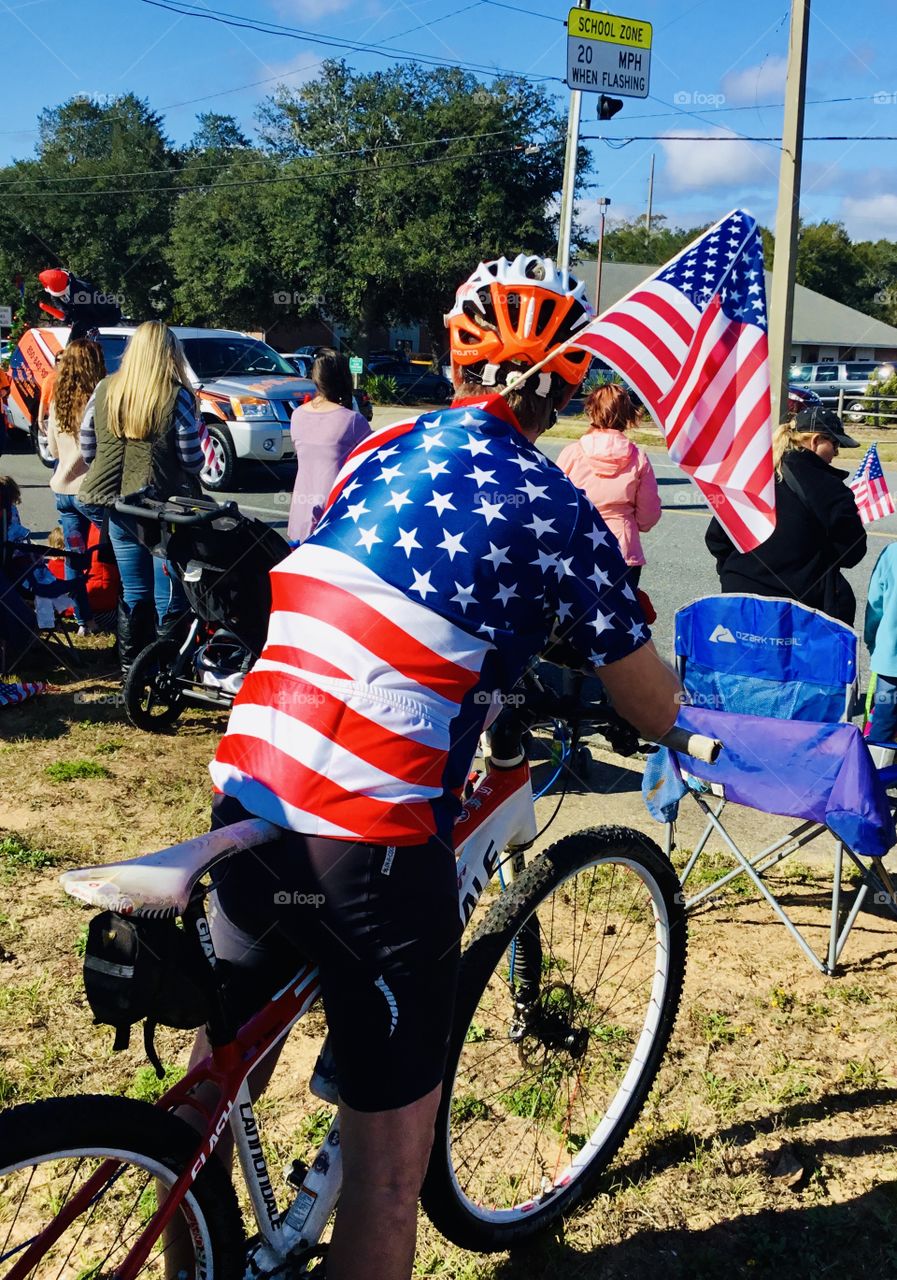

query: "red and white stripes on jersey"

left=210, top=541, right=491, bottom=844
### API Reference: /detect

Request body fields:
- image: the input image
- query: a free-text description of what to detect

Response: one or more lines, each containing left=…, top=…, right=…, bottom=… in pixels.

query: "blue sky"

left=3, top=0, right=896, bottom=243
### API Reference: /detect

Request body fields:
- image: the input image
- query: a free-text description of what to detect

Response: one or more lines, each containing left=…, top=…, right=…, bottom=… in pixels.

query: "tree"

left=0, top=95, right=179, bottom=319
left=795, top=221, right=866, bottom=311
left=256, top=61, right=581, bottom=354
left=581, top=214, right=709, bottom=266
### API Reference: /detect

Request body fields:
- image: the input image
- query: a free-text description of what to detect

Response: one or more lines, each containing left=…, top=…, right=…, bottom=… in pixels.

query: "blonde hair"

left=772, top=419, right=818, bottom=477
left=104, top=321, right=194, bottom=441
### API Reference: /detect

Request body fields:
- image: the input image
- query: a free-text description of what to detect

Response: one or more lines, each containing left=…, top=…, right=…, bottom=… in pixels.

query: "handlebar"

left=114, top=495, right=240, bottom=526
left=654, top=726, right=722, bottom=765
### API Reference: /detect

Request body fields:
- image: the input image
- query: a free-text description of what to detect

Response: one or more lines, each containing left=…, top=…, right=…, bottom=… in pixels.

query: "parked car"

left=789, top=361, right=894, bottom=420
left=367, top=357, right=451, bottom=404
left=8, top=325, right=321, bottom=491
left=280, top=351, right=373, bottom=421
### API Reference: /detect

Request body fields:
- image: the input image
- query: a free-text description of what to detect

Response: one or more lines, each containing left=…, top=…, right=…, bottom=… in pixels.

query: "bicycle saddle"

left=59, top=819, right=280, bottom=917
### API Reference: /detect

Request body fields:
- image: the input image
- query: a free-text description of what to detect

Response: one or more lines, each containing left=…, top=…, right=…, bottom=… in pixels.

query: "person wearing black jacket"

left=705, top=407, right=867, bottom=625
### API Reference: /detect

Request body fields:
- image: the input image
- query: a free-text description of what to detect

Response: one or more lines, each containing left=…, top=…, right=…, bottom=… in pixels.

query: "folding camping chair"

left=646, top=594, right=897, bottom=975
left=0, top=494, right=83, bottom=666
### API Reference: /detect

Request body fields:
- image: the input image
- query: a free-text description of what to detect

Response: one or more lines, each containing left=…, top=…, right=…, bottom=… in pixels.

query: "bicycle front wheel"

left=422, top=826, right=686, bottom=1251
left=0, top=1094, right=244, bottom=1279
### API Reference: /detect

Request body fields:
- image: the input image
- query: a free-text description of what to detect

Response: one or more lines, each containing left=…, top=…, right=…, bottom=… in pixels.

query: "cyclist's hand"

left=596, top=641, right=682, bottom=744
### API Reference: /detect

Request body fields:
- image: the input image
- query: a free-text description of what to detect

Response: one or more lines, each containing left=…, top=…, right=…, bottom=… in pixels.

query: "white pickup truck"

left=8, top=325, right=322, bottom=491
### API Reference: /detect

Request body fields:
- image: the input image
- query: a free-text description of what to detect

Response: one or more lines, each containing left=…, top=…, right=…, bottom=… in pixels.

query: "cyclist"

left=201, top=255, right=682, bottom=1280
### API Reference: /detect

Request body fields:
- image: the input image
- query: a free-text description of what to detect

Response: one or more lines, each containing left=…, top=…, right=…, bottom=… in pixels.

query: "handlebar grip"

left=655, top=727, right=722, bottom=764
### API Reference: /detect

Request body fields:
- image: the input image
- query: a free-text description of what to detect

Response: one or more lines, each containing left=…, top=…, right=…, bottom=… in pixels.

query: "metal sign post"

left=558, top=7, right=652, bottom=275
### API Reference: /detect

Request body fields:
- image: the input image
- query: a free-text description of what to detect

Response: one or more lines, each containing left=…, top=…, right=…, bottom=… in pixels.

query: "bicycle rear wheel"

left=0, top=1094, right=244, bottom=1279
left=422, top=826, right=686, bottom=1251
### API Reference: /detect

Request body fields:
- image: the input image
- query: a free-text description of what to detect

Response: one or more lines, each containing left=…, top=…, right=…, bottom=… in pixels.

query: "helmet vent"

left=534, top=298, right=557, bottom=336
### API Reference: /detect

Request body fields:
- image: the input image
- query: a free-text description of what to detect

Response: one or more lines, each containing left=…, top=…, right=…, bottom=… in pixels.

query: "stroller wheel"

left=123, top=638, right=186, bottom=732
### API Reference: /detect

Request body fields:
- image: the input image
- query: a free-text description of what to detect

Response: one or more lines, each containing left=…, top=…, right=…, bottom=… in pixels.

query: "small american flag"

left=849, top=443, right=894, bottom=524
left=572, top=209, right=775, bottom=553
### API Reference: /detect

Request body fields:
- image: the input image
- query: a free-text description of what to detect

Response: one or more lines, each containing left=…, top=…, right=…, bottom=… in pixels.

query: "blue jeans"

left=107, top=512, right=188, bottom=625
left=870, top=674, right=897, bottom=745
left=53, top=492, right=93, bottom=626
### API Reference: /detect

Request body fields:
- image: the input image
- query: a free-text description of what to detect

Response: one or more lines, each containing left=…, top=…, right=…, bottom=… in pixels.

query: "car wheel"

left=846, top=400, right=867, bottom=423
left=30, top=419, right=55, bottom=469
left=200, top=423, right=238, bottom=491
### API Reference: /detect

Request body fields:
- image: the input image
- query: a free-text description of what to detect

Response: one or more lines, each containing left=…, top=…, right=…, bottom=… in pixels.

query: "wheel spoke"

left=429, top=832, right=687, bottom=1246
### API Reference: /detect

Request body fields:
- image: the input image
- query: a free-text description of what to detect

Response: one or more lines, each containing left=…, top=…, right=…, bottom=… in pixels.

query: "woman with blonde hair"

left=705, top=406, right=867, bottom=624
left=557, top=381, right=661, bottom=590
left=79, top=321, right=205, bottom=675
left=46, top=338, right=106, bottom=634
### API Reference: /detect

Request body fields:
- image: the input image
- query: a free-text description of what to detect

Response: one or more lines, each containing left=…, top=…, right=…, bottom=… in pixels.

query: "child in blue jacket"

left=864, top=542, right=897, bottom=742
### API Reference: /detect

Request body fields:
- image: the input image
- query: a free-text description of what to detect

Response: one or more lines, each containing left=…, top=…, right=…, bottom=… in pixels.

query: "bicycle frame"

left=18, top=758, right=539, bottom=1280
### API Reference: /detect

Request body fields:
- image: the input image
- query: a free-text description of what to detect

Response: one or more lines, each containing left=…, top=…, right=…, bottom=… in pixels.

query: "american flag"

left=850, top=443, right=894, bottom=524
left=210, top=397, right=646, bottom=844
left=572, top=209, right=775, bottom=553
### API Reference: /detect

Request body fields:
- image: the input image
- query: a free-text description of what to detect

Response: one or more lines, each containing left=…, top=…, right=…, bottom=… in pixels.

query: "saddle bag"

left=83, top=911, right=213, bottom=1071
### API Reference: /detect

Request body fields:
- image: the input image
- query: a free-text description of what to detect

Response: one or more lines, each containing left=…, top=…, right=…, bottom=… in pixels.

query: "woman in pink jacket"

left=557, top=382, right=662, bottom=589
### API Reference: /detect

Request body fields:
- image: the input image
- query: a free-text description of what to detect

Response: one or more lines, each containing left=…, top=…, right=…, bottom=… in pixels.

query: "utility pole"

left=645, top=152, right=655, bottom=236
left=595, top=197, right=610, bottom=312
left=557, top=0, right=590, bottom=273
left=768, top=0, right=811, bottom=423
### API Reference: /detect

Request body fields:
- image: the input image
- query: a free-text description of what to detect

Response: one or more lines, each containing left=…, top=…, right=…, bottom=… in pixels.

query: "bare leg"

left=326, top=1083, right=441, bottom=1280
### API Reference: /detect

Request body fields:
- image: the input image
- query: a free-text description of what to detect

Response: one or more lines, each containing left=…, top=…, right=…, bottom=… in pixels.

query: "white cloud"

left=840, top=194, right=897, bottom=241
left=721, top=56, right=788, bottom=106
left=660, top=129, right=775, bottom=193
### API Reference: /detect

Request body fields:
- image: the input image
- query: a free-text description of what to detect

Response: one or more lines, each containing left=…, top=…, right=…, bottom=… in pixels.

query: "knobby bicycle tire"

left=0, top=1094, right=244, bottom=1280
left=422, top=825, right=687, bottom=1252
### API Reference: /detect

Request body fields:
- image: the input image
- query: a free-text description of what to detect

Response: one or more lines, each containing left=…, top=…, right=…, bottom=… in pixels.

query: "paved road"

left=6, top=418, right=895, bottom=682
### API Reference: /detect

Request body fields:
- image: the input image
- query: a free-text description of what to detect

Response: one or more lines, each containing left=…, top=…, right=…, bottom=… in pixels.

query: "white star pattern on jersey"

left=212, top=397, right=647, bottom=845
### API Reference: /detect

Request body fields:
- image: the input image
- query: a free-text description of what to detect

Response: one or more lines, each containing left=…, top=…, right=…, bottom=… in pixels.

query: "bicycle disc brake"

left=511, top=982, right=589, bottom=1067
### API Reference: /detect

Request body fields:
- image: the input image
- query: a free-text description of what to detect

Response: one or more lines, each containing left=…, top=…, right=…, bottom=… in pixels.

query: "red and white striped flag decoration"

left=571, top=209, right=775, bottom=553
left=850, top=443, right=895, bottom=524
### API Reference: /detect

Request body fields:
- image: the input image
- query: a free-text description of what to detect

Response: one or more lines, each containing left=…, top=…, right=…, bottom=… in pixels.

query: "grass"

left=45, top=759, right=112, bottom=782
left=0, top=834, right=57, bottom=872
left=127, top=1064, right=186, bottom=1104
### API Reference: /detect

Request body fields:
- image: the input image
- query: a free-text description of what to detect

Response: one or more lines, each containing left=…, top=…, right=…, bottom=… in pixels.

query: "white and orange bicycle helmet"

left=445, top=254, right=593, bottom=397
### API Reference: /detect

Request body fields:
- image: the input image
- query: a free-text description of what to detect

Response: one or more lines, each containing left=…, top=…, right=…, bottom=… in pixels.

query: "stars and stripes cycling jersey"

left=210, top=395, right=649, bottom=845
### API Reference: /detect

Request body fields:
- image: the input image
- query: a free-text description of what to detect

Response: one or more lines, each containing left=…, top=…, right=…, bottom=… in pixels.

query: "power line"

left=583, top=133, right=897, bottom=143
left=2, top=138, right=559, bottom=198
left=480, top=0, right=563, bottom=20
left=0, top=126, right=527, bottom=187
left=135, top=0, right=563, bottom=83
left=609, top=93, right=893, bottom=123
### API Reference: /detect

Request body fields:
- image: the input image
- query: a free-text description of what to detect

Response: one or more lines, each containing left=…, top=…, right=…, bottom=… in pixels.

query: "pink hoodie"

left=557, top=430, right=662, bottom=566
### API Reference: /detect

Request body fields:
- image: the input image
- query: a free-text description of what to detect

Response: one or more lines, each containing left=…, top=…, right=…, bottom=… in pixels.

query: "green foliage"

left=127, top=1063, right=186, bottom=1103
left=586, top=214, right=708, bottom=266
left=0, top=95, right=179, bottom=319
left=862, top=369, right=897, bottom=427
left=45, top=759, right=111, bottom=782
left=0, top=834, right=56, bottom=871
left=365, top=373, right=400, bottom=403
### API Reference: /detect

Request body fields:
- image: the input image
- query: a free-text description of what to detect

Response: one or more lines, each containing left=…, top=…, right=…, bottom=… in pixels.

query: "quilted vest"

left=80, top=378, right=191, bottom=507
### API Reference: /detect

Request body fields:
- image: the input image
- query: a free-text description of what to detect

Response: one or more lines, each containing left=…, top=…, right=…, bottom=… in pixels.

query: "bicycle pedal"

left=284, top=1159, right=308, bottom=1190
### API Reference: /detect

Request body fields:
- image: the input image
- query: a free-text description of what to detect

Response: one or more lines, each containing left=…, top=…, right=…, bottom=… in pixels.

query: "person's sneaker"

left=77, top=621, right=100, bottom=637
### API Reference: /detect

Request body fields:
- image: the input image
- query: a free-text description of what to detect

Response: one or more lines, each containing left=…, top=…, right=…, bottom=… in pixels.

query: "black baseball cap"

left=794, top=406, right=860, bottom=449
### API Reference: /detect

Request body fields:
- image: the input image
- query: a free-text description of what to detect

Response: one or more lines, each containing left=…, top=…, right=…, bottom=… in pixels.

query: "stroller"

left=114, top=492, right=291, bottom=731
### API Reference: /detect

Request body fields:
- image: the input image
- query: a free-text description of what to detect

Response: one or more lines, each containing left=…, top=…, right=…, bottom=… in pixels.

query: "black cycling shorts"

left=209, top=794, right=462, bottom=1113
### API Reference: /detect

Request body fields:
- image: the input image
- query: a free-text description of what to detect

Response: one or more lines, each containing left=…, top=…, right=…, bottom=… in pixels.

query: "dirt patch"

left=1, top=665, right=897, bottom=1278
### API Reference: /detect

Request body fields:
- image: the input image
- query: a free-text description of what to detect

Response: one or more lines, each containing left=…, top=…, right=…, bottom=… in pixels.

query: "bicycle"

left=0, top=686, right=718, bottom=1279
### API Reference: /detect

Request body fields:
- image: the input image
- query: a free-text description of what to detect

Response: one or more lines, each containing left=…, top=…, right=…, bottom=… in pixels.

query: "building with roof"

left=574, top=259, right=897, bottom=363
